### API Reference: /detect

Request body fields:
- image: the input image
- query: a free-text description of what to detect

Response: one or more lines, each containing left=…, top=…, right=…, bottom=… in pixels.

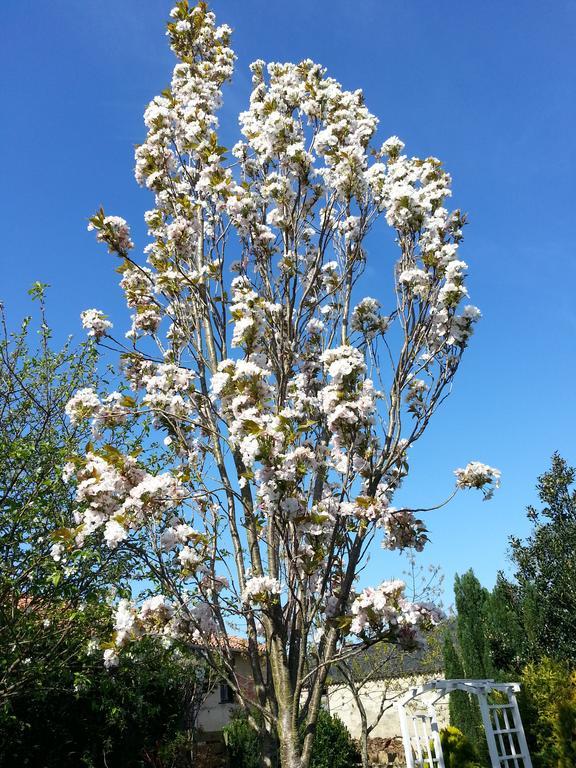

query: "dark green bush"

left=307, top=709, right=359, bottom=768
left=223, top=707, right=359, bottom=768
left=0, top=638, right=193, bottom=767
left=223, top=710, right=262, bottom=768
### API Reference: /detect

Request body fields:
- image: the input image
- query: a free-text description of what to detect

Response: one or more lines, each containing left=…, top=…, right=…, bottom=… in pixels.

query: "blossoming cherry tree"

left=59, top=3, right=500, bottom=766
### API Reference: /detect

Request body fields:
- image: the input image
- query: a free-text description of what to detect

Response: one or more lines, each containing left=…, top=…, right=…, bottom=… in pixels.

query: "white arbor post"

left=397, top=692, right=445, bottom=767
left=397, top=679, right=533, bottom=768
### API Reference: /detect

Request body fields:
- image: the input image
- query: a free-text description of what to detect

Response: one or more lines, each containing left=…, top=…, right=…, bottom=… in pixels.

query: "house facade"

left=196, top=642, right=447, bottom=744
left=196, top=650, right=257, bottom=733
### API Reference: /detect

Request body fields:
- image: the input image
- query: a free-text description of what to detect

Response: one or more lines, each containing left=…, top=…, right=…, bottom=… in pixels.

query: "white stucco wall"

left=196, top=655, right=256, bottom=733
left=325, top=675, right=449, bottom=740
left=197, top=691, right=238, bottom=733
left=197, top=663, right=448, bottom=743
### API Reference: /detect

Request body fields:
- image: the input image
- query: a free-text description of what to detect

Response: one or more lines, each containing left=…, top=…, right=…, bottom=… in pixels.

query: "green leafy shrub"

left=223, top=710, right=262, bottom=768
left=556, top=701, right=576, bottom=768
left=223, top=707, right=359, bottom=768
left=438, top=725, right=482, bottom=768
left=307, top=709, right=359, bottom=768
left=154, top=729, right=196, bottom=768
left=520, top=657, right=576, bottom=768
left=0, top=637, right=192, bottom=767
left=0, top=294, right=205, bottom=767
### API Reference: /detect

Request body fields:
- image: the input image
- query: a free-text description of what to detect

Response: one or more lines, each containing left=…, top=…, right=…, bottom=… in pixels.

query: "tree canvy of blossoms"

left=57, top=3, right=500, bottom=766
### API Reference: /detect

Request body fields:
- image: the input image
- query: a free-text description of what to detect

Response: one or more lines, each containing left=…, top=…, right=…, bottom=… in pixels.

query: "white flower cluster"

left=80, top=308, right=112, bottom=340
left=65, top=388, right=129, bottom=435
left=226, top=184, right=276, bottom=257
left=429, top=304, right=481, bottom=349
left=237, top=59, right=377, bottom=201
left=275, top=445, right=318, bottom=484
left=229, top=276, right=281, bottom=353
left=65, top=388, right=101, bottom=425
left=88, top=214, right=133, bottom=254
left=319, top=346, right=376, bottom=474
left=241, top=576, right=281, bottom=605
left=159, top=521, right=198, bottom=552
left=351, top=298, right=389, bottom=339
left=103, top=648, right=120, bottom=669
left=103, top=592, right=219, bottom=667
left=398, top=268, right=431, bottom=299
left=93, top=392, right=130, bottom=431
left=438, top=259, right=469, bottom=308
left=158, top=520, right=208, bottom=576
left=210, top=354, right=285, bottom=468
left=454, top=461, right=501, bottom=499
left=349, top=580, right=443, bottom=649
left=405, top=377, right=429, bottom=417
left=114, top=595, right=175, bottom=647
left=136, top=3, right=234, bottom=197
left=50, top=542, right=65, bottom=562
left=337, top=493, right=427, bottom=552
left=61, top=451, right=186, bottom=549
left=84, top=4, right=235, bottom=352
left=364, top=141, right=481, bottom=353
left=306, top=317, right=325, bottom=337
left=321, top=345, right=366, bottom=384
left=142, top=363, right=196, bottom=420
left=86, top=215, right=161, bottom=342
left=366, top=139, right=450, bottom=232
left=380, top=507, right=428, bottom=552
left=339, top=495, right=388, bottom=523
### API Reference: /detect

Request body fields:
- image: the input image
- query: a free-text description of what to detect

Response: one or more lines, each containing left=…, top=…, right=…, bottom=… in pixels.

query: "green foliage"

left=510, top=453, right=576, bottom=662
left=0, top=293, right=208, bottom=767
left=445, top=569, right=576, bottom=768
left=438, top=726, right=482, bottom=768
left=307, top=709, right=359, bottom=768
left=555, top=701, right=576, bottom=768
left=444, top=456, right=576, bottom=768
left=482, top=574, right=526, bottom=675
left=443, top=571, right=493, bottom=764
left=443, top=633, right=480, bottom=754
left=504, top=455, right=576, bottom=766
left=0, top=290, right=132, bottom=707
left=454, top=571, right=493, bottom=680
left=223, top=710, right=263, bottom=768
left=154, top=729, right=196, bottom=768
left=0, top=637, right=192, bottom=767
left=223, top=708, right=359, bottom=768
left=519, top=657, right=576, bottom=768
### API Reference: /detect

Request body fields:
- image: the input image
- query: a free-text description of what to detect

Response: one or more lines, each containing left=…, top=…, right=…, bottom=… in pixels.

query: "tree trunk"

left=360, top=728, right=369, bottom=768
left=278, top=725, right=303, bottom=768
left=268, top=632, right=303, bottom=768
left=359, top=705, right=369, bottom=768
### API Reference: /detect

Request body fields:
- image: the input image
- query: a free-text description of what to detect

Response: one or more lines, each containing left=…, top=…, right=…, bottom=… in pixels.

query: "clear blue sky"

left=2, top=0, right=575, bottom=607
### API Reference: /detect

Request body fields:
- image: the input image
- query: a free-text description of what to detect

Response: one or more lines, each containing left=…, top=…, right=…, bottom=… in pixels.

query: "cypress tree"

left=442, top=571, right=493, bottom=764
left=454, top=570, right=493, bottom=680
left=443, top=632, right=478, bottom=744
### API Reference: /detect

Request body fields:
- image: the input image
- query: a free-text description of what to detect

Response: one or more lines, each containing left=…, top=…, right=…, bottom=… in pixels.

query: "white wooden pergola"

left=397, top=679, right=533, bottom=768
